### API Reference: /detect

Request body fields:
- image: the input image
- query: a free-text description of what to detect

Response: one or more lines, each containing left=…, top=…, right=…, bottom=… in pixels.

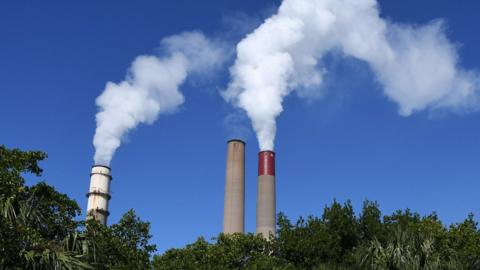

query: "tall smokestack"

left=223, top=139, right=245, bottom=234
left=86, top=165, right=112, bottom=225
left=256, top=150, right=276, bottom=238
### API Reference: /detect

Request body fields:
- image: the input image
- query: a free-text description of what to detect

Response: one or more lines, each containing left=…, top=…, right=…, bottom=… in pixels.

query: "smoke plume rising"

left=93, top=31, right=224, bottom=166
left=223, top=0, right=480, bottom=151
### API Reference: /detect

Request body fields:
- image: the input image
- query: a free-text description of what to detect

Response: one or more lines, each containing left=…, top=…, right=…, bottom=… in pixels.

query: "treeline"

left=0, top=146, right=155, bottom=269
left=154, top=204, right=480, bottom=269
left=1, top=145, right=480, bottom=270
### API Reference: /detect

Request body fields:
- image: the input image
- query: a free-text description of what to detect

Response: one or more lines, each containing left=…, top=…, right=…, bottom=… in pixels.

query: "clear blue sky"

left=1, top=0, right=480, bottom=252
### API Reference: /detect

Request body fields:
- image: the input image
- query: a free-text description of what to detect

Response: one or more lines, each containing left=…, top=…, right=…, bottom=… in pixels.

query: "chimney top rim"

left=227, top=139, right=246, bottom=145
left=92, top=164, right=111, bottom=170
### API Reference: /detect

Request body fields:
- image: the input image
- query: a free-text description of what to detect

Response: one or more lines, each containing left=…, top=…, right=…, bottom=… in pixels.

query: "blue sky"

left=1, top=0, right=480, bottom=252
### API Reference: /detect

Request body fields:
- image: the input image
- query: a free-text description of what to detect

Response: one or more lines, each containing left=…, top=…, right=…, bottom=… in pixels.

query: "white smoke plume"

left=223, top=0, right=480, bottom=151
left=94, top=31, right=224, bottom=166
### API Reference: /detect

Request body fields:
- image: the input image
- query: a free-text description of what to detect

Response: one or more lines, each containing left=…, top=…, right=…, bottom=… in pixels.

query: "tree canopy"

left=1, top=145, right=480, bottom=270
left=0, top=145, right=156, bottom=270
left=154, top=201, right=480, bottom=270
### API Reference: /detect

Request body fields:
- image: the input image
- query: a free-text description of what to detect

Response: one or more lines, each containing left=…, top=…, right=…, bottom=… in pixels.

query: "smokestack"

left=223, top=139, right=245, bottom=234
left=256, top=150, right=276, bottom=238
left=86, top=165, right=112, bottom=225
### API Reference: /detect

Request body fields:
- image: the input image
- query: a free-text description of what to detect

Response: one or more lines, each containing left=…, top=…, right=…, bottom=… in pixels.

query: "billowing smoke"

left=94, top=31, right=224, bottom=166
left=223, top=0, right=480, bottom=150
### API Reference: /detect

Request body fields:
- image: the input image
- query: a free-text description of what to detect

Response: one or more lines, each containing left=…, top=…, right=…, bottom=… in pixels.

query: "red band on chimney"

left=258, top=151, right=275, bottom=176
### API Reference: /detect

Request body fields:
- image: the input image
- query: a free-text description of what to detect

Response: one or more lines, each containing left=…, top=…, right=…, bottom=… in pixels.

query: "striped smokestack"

left=223, top=139, right=245, bottom=234
left=86, top=165, right=112, bottom=225
left=256, top=150, right=276, bottom=238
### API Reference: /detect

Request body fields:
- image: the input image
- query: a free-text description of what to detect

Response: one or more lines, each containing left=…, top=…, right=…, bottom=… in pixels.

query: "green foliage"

left=153, top=233, right=293, bottom=270
left=357, top=226, right=450, bottom=270
left=0, top=145, right=89, bottom=269
left=83, top=210, right=156, bottom=270
left=3, top=145, right=480, bottom=270
left=0, top=145, right=156, bottom=270
left=155, top=200, right=480, bottom=270
left=359, top=200, right=384, bottom=241
left=448, top=214, right=480, bottom=269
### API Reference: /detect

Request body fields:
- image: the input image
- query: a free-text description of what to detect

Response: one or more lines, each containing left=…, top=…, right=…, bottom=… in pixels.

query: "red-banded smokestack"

left=256, top=150, right=276, bottom=238
left=223, top=139, right=245, bottom=234
left=86, top=165, right=112, bottom=225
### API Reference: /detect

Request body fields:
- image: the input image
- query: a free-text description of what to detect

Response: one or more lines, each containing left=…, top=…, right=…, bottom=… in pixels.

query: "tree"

left=3, top=145, right=480, bottom=269
left=448, top=214, right=480, bottom=269
left=358, top=200, right=384, bottom=242
left=0, top=145, right=90, bottom=269
left=157, top=201, right=480, bottom=270
left=0, top=145, right=156, bottom=270
left=275, top=200, right=360, bottom=269
left=153, top=233, right=293, bottom=270
left=276, top=213, right=332, bottom=269
left=357, top=226, right=448, bottom=270
left=84, top=210, right=157, bottom=270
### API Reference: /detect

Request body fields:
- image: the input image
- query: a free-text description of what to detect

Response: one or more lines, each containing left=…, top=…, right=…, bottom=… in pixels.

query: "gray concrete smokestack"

left=86, top=165, right=112, bottom=225
left=256, top=150, right=276, bottom=238
left=223, top=139, right=245, bottom=234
